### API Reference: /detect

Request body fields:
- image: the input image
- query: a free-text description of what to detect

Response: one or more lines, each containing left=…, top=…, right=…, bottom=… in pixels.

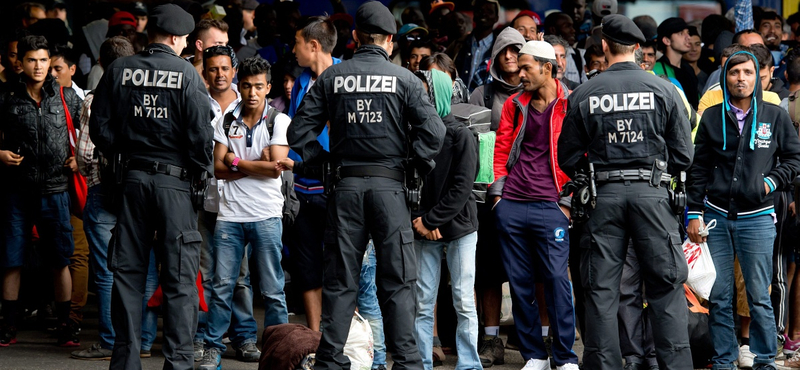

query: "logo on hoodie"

left=756, top=122, right=772, bottom=148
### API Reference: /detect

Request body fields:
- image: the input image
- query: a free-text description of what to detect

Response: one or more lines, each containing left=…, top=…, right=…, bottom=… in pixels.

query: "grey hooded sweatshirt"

left=469, top=27, right=525, bottom=131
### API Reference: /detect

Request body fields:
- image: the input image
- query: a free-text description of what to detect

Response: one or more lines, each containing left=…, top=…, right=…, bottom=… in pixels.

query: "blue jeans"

left=415, top=232, right=481, bottom=370
left=83, top=185, right=158, bottom=350
left=357, top=241, right=387, bottom=367
left=705, top=211, right=777, bottom=369
left=195, top=211, right=257, bottom=347
left=2, top=191, right=74, bottom=268
left=206, top=218, right=288, bottom=350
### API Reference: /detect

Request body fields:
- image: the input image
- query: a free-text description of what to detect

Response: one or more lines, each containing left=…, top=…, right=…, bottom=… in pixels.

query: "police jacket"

left=90, top=43, right=213, bottom=175
left=288, top=45, right=445, bottom=173
left=411, top=114, right=478, bottom=242
left=0, top=75, right=82, bottom=194
left=687, top=70, right=800, bottom=220
left=558, top=61, right=694, bottom=179
left=488, top=79, right=571, bottom=208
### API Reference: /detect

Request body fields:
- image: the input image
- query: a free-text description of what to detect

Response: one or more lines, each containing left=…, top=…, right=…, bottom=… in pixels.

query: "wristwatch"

left=230, top=157, right=240, bottom=172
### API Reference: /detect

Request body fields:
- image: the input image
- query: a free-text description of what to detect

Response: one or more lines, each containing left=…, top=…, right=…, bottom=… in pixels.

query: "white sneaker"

left=739, top=344, right=756, bottom=369
left=556, top=364, right=580, bottom=370
left=522, top=358, right=550, bottom=370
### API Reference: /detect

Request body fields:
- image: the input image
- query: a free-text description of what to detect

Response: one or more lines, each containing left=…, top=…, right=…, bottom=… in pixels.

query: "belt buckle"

left=180, top=168, right=188, bottom=180
left=150, top=161, right=160, bottom=174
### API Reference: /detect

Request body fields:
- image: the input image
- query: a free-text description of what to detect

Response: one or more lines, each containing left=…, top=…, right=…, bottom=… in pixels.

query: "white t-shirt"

left=204, top=85, right=241, bottom=213
left=213, top=102, right=290, bottom=222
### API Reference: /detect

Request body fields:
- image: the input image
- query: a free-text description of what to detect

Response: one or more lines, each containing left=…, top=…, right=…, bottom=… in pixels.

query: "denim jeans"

left=415, top=232, right=481, bottom=370
left=705, top=211, right=777, bottom=369
left=206, top=217, right=288, bottom=350
left=83, top=185, right=159, bottom=350
left=195, top=211, right=257, bottom=347
left=357, top=240, right=387, bottom=367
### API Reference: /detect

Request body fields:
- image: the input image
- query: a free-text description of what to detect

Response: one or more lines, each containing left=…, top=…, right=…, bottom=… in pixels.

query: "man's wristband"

left=231, top=157, right=240, bottom=171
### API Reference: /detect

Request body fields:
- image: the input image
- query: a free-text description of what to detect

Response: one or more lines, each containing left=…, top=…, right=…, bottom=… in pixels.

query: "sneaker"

left=556, top=364, right=580, bottom=370
left=372, top=365, right=387, bottom=370
left=140, top=349, right=151, bottom=358
left=71, top=343, right=112, bottom=360
left=235, top=342, right=260, bottom=362
left=433, top=344, right=446, bottom=367
left=753, top=364, right=778, bottom=370
left=522, top=358, right=550, bottom=370
left=0, top=326, right=17, bottom=347
left=739, top=345, right=756, bottom=369
left=479, top=336, right=505, bottom=367
left=786, top=351, right=800, bottom=368
left=198, top=347, right=222, bottom=370
left=194, top=341, right=204, bottom=362
left=786, top=335, right=800, bottom=357
left=57, top=323, right=80, bottom=347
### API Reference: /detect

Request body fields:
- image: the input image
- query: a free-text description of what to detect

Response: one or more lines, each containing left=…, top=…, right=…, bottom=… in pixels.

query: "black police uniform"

left=288, top=5, right=445, bottom=369
left=89, top=5, right=213, bottom=369
left=557, top=15, right=694, bottom=370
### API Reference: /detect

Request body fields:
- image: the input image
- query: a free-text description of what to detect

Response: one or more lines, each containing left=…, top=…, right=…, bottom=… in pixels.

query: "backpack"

left=451, top=103, right=494, bottom=203
left=222, top=107, right=300, bottom=225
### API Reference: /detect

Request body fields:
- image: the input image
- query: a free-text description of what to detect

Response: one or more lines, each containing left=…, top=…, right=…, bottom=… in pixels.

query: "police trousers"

left=109, top=170, right=201, bottom=370
left=580, top=181, right=692, bottom=370
left=315, top=176, right=422, bottom=370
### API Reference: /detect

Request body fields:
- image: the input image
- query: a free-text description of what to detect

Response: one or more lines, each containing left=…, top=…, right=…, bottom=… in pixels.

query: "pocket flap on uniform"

left=401, top=228, right=414, bottom=244
left=181, top=230, right=203, bottom=244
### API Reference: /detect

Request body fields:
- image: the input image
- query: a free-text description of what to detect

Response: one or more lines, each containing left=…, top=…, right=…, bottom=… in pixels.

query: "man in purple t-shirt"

left=487, top=41, right=579, bottom=370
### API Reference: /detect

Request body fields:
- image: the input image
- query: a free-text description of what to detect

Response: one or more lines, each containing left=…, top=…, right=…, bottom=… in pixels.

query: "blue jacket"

left=288, top=57, right=341, bottom=194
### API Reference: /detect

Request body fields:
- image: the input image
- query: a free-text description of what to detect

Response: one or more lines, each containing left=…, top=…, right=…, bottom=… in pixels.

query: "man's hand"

left=261, top=147, right=271, bottom=162
left=765, top=182, right=771, bottom=195
left=413, top=217, right=431, bottom=236
left=0, top=150, right=23, bottom=166
left=559, top=205, right=571, bottom=220
left=276, top=158, right=294, bottom=171
left=64, top=156, right=78, bottom=172
left=790, top=202, right=796, bottom=218
left=687, top=218, right=706, bottom=244
left=224, top=152, right=236, bottom=166
left=425, top=229, right=443, bottom=241
left=492, top=196, right=501, bottom=210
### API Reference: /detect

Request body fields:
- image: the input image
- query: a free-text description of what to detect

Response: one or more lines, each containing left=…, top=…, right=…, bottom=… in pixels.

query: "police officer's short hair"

left=419, top=52, right=458, bottom=82
left=601, top=36, right=637, bottom=56
left=99, top=36, right=135, bottom=69
left=543, top=35, right=569, bottom=50
left=749, top=43, right=773, bottom=70
left=238, top=56, right=271, bottom=83
left=354, top=30, right=389, bottom=47
left=634, top=48, right=643, bottom=65
left=17, top=35, right=48, bottom=60
left=297, top=16, right=338, bottom=54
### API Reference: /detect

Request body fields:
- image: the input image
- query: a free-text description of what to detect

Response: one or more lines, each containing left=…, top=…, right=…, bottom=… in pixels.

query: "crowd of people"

left=3, top=1, right=800, bottom=370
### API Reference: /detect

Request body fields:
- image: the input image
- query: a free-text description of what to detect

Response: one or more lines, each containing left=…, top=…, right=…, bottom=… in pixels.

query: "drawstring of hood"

left=721, top=50, right=760, bottom=151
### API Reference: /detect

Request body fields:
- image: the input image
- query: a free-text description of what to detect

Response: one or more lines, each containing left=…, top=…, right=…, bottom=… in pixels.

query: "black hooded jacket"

left=687, top=52, right=800, bottom=220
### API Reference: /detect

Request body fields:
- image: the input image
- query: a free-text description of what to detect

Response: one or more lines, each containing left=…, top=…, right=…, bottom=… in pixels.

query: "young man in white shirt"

left=199, top=56, right=290, bottom=370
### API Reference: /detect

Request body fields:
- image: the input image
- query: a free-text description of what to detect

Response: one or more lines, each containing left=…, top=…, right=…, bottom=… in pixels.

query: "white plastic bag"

left=343, top=312, right=374, bottom=370
left=683, top=218, right=717, bottom=300
left=499, top=282, right=514, bottom=326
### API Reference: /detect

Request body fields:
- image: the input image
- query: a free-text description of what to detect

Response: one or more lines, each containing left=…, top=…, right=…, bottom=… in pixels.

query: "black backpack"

left=221, top=107, right=300, bottom=225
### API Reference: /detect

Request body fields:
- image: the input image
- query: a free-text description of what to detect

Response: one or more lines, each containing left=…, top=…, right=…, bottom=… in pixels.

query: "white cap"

left=592, top=0, right=618, bottom=18
left=519, top=40, right=556, bottom=60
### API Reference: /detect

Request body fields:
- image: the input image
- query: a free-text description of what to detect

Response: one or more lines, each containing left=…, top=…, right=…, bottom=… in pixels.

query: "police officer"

left=287, top=2, right=445, bottom=369
left=89, top=4, right=213, bottom=370
left=557, top=15, right=694, bottom=370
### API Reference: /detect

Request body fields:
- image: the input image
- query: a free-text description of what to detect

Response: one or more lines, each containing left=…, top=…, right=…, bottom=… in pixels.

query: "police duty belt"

left=594, top=169, right=671, bottom=184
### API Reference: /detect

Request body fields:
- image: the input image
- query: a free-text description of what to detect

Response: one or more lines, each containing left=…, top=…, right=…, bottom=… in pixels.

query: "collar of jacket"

left=144, top=43, right=179, bottom=57
left=354, top=44, right=390, bottom=60
left=13, top=73, right=58, bottom=98
left=605, top=61, right=645, bottom=73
